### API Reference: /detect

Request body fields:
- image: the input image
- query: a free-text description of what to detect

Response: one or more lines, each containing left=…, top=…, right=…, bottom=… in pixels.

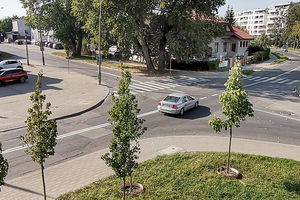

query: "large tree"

left=271, top=6, right=288, bottom=47
left=0, top=16, right=19, bottom=38
left=19, top=72, right=58, bottom=200
left=20, top=0, right=84, bottom=56
left=283, top=4, right=300, bottom=46
left=72, top=0, right=225, bottom=72
left=225, top=5, right=235, bottom=25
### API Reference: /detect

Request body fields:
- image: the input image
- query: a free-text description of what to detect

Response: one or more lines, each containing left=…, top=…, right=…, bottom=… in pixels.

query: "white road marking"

left=270, top=78, right=285, bottom=83
left=277, top=79, right=291, bottom=84
left=253, top=77, right=269, bottom=81
left=211, top=94, right=219, bottom=96
left=286, top=80, right=300, bottom=85
left=254, top=108, right=300, bottom=122
left=199, top=97, right=207, bottom=100
left=129, top=85, right=152, bottom=91
left=2, top=110, right=160, bottom=155
left=247, top=76, right=261, bottom=80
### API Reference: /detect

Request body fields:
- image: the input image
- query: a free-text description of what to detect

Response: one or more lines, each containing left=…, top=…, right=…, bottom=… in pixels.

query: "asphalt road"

left=0, top=44, right=299, bottom=181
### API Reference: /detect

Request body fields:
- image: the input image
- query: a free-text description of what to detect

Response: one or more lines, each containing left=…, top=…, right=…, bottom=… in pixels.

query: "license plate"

left=163, top=104, right=172, bottom=108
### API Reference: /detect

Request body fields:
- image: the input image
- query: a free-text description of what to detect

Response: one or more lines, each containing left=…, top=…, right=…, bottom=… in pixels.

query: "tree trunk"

left=138, top=37, right=155, bottom=71
left=41, top=163, right=47, bottom=200
left=158, top=35, right=167, bottom=72
left=130, top=175, right=133, bottom=193
left=227, top=126, right=232, bottom=174
left=123, top=176, right=126, bottom=200
left=75, top=23, right=83, bottom=57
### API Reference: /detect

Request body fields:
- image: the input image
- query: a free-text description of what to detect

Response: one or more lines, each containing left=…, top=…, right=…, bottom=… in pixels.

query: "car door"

left=1, top=71, right=12, bottom=82
left=187, top=96, right=194, bottom=110
left=182, top=96, right=188, bottom=110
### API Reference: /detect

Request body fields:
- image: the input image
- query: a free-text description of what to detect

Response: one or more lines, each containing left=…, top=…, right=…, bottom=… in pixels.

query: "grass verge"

left=242, top=69, right=254, bottom=76
left=56, top=152, right=300, bottom=200
left=0, top=51, right=15, bottom=59
left=51, top=52, right=148, bottom=74
left=271, top=51, right=289, bottom=65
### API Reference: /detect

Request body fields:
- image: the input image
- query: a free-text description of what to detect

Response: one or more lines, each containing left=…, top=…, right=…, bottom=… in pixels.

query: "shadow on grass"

left=284, top=180, right=300, bottom=195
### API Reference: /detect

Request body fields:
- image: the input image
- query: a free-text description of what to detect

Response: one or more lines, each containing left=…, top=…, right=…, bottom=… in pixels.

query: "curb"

left=0, top=89, right=110, bottom=133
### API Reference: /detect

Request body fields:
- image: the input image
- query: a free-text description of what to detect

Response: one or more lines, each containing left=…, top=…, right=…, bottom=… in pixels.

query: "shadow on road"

left=0, top=73, right=63, bottom=98
left=4, top=183, right=55, bottom=199
left=163, top=105, right=211, bottom=120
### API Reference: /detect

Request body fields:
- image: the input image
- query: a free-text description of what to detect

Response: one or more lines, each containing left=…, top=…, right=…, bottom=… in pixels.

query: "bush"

left=247, top=49, right=270, bottom=64
left=170, top=60, right=219, bottom=71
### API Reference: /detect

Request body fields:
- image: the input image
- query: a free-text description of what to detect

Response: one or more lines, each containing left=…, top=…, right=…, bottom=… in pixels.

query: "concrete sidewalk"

left=0, top=135, right=300, bottom=200
left=0, top=64, right=109, bottom=132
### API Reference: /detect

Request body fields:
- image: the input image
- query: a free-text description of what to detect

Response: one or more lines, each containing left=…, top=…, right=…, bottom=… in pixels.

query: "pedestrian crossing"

left=113, top=76, right=211, bottom=95
left=243, top=76, right=299, bottom=86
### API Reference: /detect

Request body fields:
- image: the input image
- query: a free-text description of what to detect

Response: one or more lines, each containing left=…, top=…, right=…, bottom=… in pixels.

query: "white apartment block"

left=234, top=2, right=299, bottom=37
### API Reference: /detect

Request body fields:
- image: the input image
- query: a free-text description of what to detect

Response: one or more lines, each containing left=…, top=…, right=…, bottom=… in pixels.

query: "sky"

left=1, top=0, right=300, bottom=19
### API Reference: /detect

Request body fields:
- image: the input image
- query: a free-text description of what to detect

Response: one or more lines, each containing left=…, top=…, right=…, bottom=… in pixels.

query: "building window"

left=240, top=41, right=243, bottom=47
left=246, top=41, right=249, bottom=47
left=223, top=42, right=227, bottom=52
left=243, top=41, right=246, bottom=47
left=231, top=43, right=236, bottom=52
left=215, top=42, right=219, bottom=53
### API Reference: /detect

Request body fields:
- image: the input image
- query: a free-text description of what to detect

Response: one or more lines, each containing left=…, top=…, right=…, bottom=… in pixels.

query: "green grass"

left=288, top=48, right=300, bottom=52
left=0, top=51, right=15, bottom=59
left=56, top=152, right=300, bottom=200
left=51, top=52, right=147, bottom=73
left=242, top=69, right=254, bottom=76
left=271, top=51, right=289, bottom=65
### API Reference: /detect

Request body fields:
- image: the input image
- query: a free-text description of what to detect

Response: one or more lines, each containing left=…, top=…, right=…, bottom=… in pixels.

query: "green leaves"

left=209, top=61, right=254, bottom=133
left=102, top=69, right=146, bottom=180
left=19, top=72, right=58, bottom=165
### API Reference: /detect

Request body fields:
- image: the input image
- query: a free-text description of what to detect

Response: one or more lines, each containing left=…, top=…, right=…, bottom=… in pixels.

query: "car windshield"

left=163, top=96, right=181, bottom=103
left=0, top=61, right=6, bottom=65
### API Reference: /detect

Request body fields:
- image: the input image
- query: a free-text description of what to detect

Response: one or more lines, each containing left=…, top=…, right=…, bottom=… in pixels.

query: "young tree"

left=283, top=4, right=300, bottom=45
left=225, top=5, right=235, bottom=25
left=19, top=72, right=57, bottom=200
left=0, top=141, right=8, bottom=190
left=72, top=0, right=225, bottom=72
left=102, top=68, right=146, bottom=200
left=209, top=61, right=253, bottom=174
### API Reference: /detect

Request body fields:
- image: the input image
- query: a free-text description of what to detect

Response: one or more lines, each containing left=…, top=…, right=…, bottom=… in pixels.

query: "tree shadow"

left=163, top=105, right=211, bottom=120
left=4, top=183, right=55, bottom=199
left=0, top=73, right=63, bottom=98
left=284, top=180, right=300, bottom=195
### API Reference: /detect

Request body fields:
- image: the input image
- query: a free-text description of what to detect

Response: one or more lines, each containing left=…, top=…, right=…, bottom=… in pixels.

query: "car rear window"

left=163, top=96, right=180, bottom=103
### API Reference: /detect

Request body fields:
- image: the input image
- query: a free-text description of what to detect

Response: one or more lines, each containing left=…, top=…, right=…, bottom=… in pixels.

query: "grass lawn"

left=51, top=52, right=148, bottom=73
left=56, top=152, right=300, bottom=200
left=0, top=51, right=15, bottom=59
left=242, top=69, right=254, bottom=76
left=271, top=52, right=289, bottom=65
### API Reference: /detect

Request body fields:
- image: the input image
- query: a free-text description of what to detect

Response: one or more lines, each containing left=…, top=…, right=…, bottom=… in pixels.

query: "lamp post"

left=98, top=0, right=103, bottom=85
left=25, top=30, right=29, bottom=65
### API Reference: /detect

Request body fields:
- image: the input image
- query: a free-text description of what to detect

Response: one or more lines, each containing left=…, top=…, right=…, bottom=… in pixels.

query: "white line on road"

left=199, top=97, right=207, bottom=100
left=2, top=110, right=159, bottom=155
left=211, top=94, right=219, bottom=96
left=254, top=108, right=300, bottom=122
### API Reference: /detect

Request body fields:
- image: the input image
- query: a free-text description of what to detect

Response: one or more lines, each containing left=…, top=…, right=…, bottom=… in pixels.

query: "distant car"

left=53, top=42, right=63, bottom=49
left=157, top=93, right=199, bottom=116
left=0, top=60, right=23, bottom=70
left=0, top=68, right=28, bottom=86
left=14, top=39, right=24, bottom=45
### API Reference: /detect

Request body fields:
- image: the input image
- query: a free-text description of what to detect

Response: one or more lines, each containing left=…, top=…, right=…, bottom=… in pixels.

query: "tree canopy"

left=225, top=5, right=235, bottom=25
left=283, top=4, right=300, bottom=45
left=72, top=0, right=226, bottom=72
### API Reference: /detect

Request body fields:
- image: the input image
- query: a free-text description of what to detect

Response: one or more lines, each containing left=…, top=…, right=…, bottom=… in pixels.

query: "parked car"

left=157, top=93, right=199, bottom=116
left=0, top=60, right=23, bottom=70
left=0, top=68, right=28, bottom=86
left=53, top=42, right=63, bottom=49
left=14, top=39, right=24, bottom=45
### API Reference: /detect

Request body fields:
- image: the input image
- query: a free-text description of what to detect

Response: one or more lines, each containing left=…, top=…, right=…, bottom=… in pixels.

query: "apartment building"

left=234, top=2, right=299, bottom=37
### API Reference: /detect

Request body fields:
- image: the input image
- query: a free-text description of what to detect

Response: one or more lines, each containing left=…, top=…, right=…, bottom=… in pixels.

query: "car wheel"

left=17, top=66, right=22, bottom=69
left=179, top=108, right=184, bottom=116
left=19, top=77, right=26, bottom=83
left=0, top=81, right=2, bottom=86
left=195, top=101, right=198, bottom=108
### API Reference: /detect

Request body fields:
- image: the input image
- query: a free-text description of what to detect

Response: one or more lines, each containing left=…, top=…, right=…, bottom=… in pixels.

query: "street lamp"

left=98, top=0, right=103, bottom=85
left=25, top=30, right=29, bottom=65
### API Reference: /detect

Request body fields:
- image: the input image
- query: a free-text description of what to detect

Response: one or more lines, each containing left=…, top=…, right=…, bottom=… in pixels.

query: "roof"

left=229, top=26, right=254, bottom=40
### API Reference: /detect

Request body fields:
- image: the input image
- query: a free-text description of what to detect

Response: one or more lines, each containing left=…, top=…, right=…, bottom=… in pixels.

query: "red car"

left=0, top=69, right=28, bottom=86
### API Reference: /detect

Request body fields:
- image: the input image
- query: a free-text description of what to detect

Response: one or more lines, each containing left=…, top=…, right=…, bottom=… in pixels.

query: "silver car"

left=0, top=60, right=23, bottom=70
left=157, top=93, right=199, bottom=116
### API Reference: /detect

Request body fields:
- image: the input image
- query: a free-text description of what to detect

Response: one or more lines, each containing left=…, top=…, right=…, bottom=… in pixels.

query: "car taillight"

left=172, top=105, right=178, bottom=109
left=158, top=102, right=161, bottom=106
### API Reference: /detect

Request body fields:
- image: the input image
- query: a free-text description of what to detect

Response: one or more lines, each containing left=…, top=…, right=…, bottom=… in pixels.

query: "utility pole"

left=38, top=9, right=45, bottom=65
left=98, top=0, right=103, bottom=85
left=25, top=30, right=29, bottom=65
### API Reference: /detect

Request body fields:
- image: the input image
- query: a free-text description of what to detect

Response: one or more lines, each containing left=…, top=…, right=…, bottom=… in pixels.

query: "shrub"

left=170, top=59, right=220, bottom=71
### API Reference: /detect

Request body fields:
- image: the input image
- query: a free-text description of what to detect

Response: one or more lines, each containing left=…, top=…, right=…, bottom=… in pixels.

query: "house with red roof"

left=208, top=23, right=254, bottom=66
